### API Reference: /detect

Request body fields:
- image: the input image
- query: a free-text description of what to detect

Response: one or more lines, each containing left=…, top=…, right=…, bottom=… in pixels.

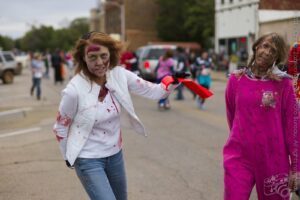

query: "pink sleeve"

left=225, top=75, right=237, bottom=130
left=282, top=79, right=300, bottom=172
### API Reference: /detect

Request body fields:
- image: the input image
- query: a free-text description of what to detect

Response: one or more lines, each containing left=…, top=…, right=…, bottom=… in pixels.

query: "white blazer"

left=54, top=66, right=175, bottom=165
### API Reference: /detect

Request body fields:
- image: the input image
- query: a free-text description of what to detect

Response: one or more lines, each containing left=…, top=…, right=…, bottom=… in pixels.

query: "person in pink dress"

left=223, top=33, right=300, bottom=199
left=156, top=49, right=175, bottom=110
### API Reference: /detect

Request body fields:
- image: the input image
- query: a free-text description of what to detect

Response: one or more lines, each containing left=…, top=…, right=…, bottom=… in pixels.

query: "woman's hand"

left=65, top=160, right=74, bottom=169
left=288, top=171, right=300, bottom=192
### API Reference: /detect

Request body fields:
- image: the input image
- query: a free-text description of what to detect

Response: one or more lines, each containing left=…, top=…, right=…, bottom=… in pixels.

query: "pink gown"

left=223, top=74, right=300, bottom=200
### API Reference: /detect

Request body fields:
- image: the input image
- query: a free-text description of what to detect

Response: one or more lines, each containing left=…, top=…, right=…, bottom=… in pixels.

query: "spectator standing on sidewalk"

left=223, top=32, right=300, bottom=200
left=30, top=53, right=44, bottom=100
left=53, top=31, right=181, bottom=200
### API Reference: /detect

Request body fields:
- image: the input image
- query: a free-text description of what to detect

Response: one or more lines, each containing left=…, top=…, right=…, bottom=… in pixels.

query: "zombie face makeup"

left=84, top=44, right=110, bottom=78
left=255, top=37, right=278, bottom=70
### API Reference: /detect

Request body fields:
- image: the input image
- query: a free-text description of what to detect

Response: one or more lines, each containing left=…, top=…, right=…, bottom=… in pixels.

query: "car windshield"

left=3, top=54, right=14, bottom=62
left=146, top=49, right=166, bottom=60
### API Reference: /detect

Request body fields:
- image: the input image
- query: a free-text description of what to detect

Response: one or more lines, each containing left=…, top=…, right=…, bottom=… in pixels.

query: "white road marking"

left=0, top=107, right=32, bottom=117
left=0, top=127, right=41, bottom=139
left=0, top=94, right=30, bottom=102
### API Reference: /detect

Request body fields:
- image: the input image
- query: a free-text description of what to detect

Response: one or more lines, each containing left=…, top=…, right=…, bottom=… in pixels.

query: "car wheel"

left=14, top=63, right=23, bottom=75
left=2, top=70, right=14, bottom=84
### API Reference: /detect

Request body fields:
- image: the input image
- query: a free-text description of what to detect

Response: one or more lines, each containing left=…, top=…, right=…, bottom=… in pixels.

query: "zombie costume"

left=53, top=66, right=177, bottom=166
left=223, top=69, right=300, bottom=200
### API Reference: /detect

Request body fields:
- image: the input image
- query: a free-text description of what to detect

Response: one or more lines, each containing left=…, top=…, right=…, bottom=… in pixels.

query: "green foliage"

left=0, top=35, right=14, bottom=50
left=156, top=0, right=214, bottom=48
left=0, top=17, right=89, bottom=52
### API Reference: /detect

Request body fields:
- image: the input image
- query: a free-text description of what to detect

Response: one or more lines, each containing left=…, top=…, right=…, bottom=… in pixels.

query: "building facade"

left=90, top=0, right=160, bottom=50
left=215, top=0, right=300, bottom=57
left=214, top=0, right=259, bottom=56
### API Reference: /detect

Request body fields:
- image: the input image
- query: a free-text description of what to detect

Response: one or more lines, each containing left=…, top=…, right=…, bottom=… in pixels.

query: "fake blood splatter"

left=87, top=45, right=100, bottom=53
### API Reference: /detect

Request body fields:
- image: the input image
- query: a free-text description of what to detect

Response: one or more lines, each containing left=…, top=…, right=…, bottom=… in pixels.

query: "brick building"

left=91, top=0, right=160, bottom=50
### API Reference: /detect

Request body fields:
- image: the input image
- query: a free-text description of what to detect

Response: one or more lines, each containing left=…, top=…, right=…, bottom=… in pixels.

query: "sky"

left=0, top=0, right=98, bottom=39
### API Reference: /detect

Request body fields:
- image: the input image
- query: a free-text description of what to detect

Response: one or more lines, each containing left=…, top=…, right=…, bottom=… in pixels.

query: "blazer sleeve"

left=53, top=84, right=78, bottom=160
left=124, top=67, right=177, bottom=100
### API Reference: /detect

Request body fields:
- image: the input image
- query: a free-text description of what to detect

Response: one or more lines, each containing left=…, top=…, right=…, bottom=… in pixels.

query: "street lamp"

left=101, top=0, right=125, bottom=41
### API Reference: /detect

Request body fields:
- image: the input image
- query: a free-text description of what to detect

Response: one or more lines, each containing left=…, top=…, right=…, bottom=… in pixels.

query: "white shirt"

left=79, top=91, right=122, bottom=158
left=31, top=59, right=44, bottom=78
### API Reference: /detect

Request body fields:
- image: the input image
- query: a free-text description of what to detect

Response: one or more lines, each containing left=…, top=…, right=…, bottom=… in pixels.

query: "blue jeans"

left=74, top=150, right=127, bottom=200
left=31, top=77, right=41, bottom=98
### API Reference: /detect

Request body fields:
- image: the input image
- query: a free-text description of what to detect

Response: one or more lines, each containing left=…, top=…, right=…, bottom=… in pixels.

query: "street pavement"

left=0, top=67, right=259, bottom=200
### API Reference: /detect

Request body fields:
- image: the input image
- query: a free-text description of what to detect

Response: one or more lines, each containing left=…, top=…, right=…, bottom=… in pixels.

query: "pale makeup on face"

left=255, top=38, right=277, bottom=70
left=84, top=44, right=110, bottom=78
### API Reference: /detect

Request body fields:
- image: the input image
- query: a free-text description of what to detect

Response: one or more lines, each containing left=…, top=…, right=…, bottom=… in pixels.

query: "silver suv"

left=0, top=51, right=18, bottom=84
left=136, top=45, right=177, bottom=81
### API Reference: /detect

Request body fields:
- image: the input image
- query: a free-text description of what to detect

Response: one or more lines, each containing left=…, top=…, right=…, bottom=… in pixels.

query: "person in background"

left=120, top=49, right=135, bottom=71
left=65, top=51, right=74, bottom=80
left=53, top=31, right=183, bottom=200
left=223, top=32, right=300, bottom=200
left=194, top=51, right=212, bottom=109
left=287, top=41, right=300, bottom=101
left=51, top=49, right=64, bottom=85
left=42, top=50, right=51, bottom=78
left=155, top=49, right=175, bottom=110
left=30, top=53, right=44, bottom=100
left=174, top=46, right=189, bottom=100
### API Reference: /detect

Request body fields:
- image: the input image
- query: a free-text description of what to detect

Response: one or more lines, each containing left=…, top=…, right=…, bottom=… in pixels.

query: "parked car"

left=15, top=53, right=30, bottom=75
left=136, top=45, right=177, bottom=81
left=0, top=51, right=19, bottom=84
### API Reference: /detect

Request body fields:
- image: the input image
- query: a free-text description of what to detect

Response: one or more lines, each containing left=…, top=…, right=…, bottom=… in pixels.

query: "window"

left=146, top=49, right=166, bottom=60
left=229, top=0, right=233, bottom=3
left=221, top=0, right=224, bottom=4
left=3, top=53, right=14, bottom=62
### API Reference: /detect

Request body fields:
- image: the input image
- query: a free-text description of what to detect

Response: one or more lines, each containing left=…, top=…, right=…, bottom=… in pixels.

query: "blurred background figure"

left=287, top=42, right=300, bottom=101
left=51, top=49, right=64, bottom=85
left=42, top=50, right=51, bottom=79
left=194, top=51, right=212, bottom=109
left=120, top=43, right=136, bottom=72
left=155, top=49, right=175, bottom=110
left=65, top=51, right=74, bottom=80
left=174, top=47, right=189, bottom=100
left=30, top=52, right=44, bottom=100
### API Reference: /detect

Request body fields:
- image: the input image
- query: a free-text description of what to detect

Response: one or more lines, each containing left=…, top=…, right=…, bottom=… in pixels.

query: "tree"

left=20, top=25, right=55, bottom=51
left=156, top=0, right=214, bottom=48
left=156, top=0, right=192, bottom=41
left=184, top=0, right=215, bottom=48
left=0, top=35, right=14, bottom=50
left=18, top=17, right=89, bottom=52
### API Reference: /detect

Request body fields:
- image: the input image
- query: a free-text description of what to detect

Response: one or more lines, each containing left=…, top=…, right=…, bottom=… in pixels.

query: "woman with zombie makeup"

left=223, top=33, right=300, bottom=200
left=52, top=31, right=184, bottom=200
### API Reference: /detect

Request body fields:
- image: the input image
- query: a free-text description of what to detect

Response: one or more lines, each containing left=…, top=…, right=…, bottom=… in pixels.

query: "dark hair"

left=162, top=49, right=174, bottom=61
left=246, top=32, right=288, bottom=80
left=73, top=31, right=122, bottom=81
left=176, top=46, right=185, bottom=53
